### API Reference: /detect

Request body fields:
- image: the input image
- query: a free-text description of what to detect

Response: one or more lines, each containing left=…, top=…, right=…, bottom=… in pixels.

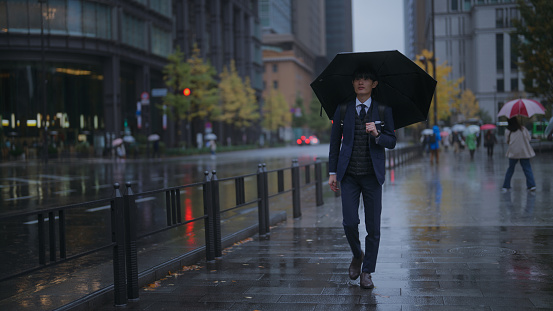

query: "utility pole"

left=39, top=0, right=48, bottom=163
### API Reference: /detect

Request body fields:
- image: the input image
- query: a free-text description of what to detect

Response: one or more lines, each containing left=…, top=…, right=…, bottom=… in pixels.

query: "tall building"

left=260, top=0, right=326, bottom=141
left=0, top=0, right=261, bottom=157
left=325, top=0, right=353, bottom=62
left=405, top=0, right=526, bottom=124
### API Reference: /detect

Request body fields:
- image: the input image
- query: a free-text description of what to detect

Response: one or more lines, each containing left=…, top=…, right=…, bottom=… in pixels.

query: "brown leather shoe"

left=360, top=272, right=374, bottom=289
left=348, top=252, right=364, bottom=280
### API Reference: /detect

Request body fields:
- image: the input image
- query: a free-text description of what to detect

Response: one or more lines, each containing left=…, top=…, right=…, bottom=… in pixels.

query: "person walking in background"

left=502, top=117, right=536, bottom=191
left=429, top=125, right=441, bottom=164
left=209, top=139, right=217, bottom=157
left=484, top=130, right=498, bottom=157
left=328, top=67, right=396, bottom=289
left=452, top=131, right=462, bottom=154
left=465, top=131, right=477, bottom=160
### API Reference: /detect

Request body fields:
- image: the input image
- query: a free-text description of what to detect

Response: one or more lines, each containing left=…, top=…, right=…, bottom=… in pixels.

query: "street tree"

left=305, top=94, right=331, bottom=141
left=161, top=46, right=192, bottom=136
left=452, top=89, right=480, bottom=122
left=262, top=89, right=291, bottom=143
left=513, top=0, right=553, bottom=108
left=187, top=43, right=220, bottom=122
left=218, top=60, right=260, bottom=133
left=414, top=49, right=463, bottom=124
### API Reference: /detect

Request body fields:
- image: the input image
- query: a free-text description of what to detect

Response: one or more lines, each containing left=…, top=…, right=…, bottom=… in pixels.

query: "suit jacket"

left=329, top=99, right=396, bottom=185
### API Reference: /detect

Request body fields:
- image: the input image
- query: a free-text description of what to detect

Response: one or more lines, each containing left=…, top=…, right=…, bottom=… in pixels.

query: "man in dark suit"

left=328, top=68, right=396, bottom=289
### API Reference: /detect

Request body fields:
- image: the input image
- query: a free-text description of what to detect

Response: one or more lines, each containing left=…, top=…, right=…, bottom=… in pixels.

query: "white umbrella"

left=452, top=124, right=466, bottom=132
left=205, top=133, right=217, bottom=141
left=464, top=125, right=480, bottom=136
left=421, top=129, right=433, bottom=135
left=442, top=127, right=452, bottom=134
left=123, top=135, right=135, bottom=143
left=497, top=98, right=545, bottom=118
left=148, top=134, right=160, bottom=141
left=112, top=138, right=123, bottom=146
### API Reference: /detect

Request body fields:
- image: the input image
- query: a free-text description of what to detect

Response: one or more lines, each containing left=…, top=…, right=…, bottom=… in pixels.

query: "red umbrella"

left=497, top=98, right=545, bottom=118
left=480, top=124, right=497, bottom=130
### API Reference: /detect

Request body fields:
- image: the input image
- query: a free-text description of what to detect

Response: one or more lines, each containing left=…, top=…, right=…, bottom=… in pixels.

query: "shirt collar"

left=356, top=97, right=372, bottom=108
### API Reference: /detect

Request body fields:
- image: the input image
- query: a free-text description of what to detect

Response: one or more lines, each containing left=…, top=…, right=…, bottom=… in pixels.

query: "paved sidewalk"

left=92, top=149, right=553, bottom=311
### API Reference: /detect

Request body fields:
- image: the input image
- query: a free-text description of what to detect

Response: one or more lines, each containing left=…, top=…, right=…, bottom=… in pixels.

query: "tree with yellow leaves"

left=262, top=89, right=291, bottom=143
left=414, top=49, right=463, bottom=124
left=452, top=89, right=480, bottom=122
left=218, top=60, right=260, bottom=129
left=186, top=43, right=220, bottom=122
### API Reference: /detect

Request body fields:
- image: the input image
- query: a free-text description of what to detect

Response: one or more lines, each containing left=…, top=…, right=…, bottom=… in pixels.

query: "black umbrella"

left=310, top=50, right=437, bottom=129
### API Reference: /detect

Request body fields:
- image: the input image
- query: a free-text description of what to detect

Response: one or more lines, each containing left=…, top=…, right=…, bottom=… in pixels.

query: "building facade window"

left=451, top=0, right=458, bottom=11
left=151, top=26, right=172, bottom=57
left=496, top=8, right=504, bottom=28
left=122, top=13, right=146, bottom=50
left=510, top=35, right=518, bottom=70
left=511, top=78, right=518, bottom=91
left=2, top=0, right=111, bottom=39
left=273, top=80, right=278, bottom=89
left=496, top=33, right=504, bottom=72
left=463, top=0, right=471, bottom=11
left=272, top=64, right=278, bottom=72
left=0, top=61, right=104, bottom=144
left=497, top=79, right=504, bottom=92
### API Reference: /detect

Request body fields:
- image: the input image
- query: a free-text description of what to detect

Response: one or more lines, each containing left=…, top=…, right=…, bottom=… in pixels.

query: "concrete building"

left=405, top=0, right=526, bottom=124
left=260, top=0, right=325, bottom=141
left=0, top=0, right=261, bottom=158
left=260, top=0, right=352, bottom=142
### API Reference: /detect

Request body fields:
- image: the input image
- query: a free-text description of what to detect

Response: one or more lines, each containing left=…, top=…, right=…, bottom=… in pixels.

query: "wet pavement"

left=90, top=148, right=553, bottom=311
left=3, top=146, right=553, bottom=310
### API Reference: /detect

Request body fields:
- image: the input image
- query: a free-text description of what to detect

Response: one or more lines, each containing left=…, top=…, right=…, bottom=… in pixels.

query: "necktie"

left=359, top=104, right=366, bottom=120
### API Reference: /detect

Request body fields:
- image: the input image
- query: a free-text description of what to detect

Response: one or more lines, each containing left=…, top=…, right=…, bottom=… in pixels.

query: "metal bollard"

left=257, top=164, right=267, bottom=236
left=211, top=170, right=222, bottom=258
left=262, top=164, right=270, bottom=234
left=202, top=171, right=215, bottom=261
left=111, top=183, right=127, bottom=306
left=124, top=182, right=139, bottom=300
left=292, top=159, right=301, bottom=218
left=315, top=157, right=324, bottom=206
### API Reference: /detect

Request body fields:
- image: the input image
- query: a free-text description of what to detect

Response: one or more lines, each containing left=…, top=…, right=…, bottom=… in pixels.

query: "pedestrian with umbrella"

left=312, top=51, right=436, bottom=289
left=501, top=117, right=537, bottom=192
left=497, top=98, right=544, bottom=192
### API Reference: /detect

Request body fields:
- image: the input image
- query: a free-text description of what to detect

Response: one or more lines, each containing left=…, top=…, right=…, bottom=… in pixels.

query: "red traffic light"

left=183, top=88, right=191, bottom=96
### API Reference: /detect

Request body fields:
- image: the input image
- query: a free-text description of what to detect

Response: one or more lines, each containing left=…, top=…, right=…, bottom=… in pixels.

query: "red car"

left=296, top=135, right=319, bottom=146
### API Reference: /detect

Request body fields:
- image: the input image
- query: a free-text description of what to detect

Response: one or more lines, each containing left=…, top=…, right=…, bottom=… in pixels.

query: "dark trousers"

left=340, top=173, right=382, bottom=273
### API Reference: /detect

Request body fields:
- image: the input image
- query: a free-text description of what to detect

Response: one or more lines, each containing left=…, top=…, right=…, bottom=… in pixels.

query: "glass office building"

left=0, top=0, right=261, bottom=157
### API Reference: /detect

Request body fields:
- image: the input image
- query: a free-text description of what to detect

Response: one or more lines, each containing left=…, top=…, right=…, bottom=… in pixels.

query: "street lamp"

left=39, top=0, right=48, bottom=163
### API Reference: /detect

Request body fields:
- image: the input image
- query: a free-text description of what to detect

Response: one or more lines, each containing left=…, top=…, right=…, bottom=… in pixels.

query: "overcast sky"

left=352, top=0, right=405, bottom=53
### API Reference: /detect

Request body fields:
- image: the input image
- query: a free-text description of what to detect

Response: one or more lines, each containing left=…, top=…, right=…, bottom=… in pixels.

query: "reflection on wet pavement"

left=2, top=147, right=553, bottom=310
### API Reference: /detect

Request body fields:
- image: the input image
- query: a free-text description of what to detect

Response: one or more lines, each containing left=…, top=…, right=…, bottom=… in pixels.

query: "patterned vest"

left=346, top=112, right=375, bottom=176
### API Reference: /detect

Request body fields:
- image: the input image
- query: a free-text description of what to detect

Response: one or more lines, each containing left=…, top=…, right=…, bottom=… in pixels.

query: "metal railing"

left=0, top=149, right=421, bottom=307
left=0, top=158, right=328, bottom=307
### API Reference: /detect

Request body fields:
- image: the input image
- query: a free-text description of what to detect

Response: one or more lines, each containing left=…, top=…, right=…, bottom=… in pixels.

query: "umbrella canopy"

left=440, top=131, right=450, bottom=137
left=148, top=134, right=160, bottom=141
left=480, top=124, right=497, bottom=130
left=310, top=50, right=437, bottom=129
left=497, top=98, right=545, bottom=118
left=112, top=138, right=123, bottom=146
left=123, top=135, right=135, bottom=143
left=442, top=127, right=452, bottom=133
left=464, top=125, right=480, bottom=136
left=451, top=124, right=466, bottom=132
left=204, top=133, right=217, bottom=141
left=421, top=129, right=434, bottom=135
